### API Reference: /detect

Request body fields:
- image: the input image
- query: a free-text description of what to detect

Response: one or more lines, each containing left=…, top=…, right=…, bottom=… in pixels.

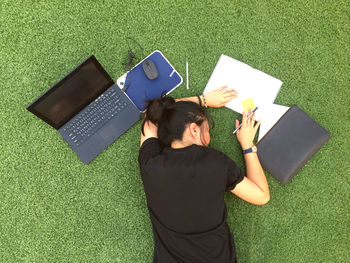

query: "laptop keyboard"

left=63, top=89, right=128, bottom=147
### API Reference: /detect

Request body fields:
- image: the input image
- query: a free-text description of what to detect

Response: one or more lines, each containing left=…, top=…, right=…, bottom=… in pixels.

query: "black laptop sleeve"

left=256, top=105, right=330, bottom=184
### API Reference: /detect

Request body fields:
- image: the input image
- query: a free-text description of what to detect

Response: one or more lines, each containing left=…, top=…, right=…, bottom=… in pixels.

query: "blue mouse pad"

left=116, top=50, right=183, bottom=111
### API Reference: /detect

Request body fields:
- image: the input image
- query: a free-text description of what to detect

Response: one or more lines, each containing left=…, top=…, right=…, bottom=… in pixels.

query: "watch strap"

left=242, top=146, right=257, bottom=154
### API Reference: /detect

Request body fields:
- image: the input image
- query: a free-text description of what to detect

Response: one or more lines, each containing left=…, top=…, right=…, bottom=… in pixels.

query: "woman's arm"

left=231, top=109, right=270, bottom=205
left=176, top=86, right=237, bottom=108
left=140, top=119, right=158, bottom=146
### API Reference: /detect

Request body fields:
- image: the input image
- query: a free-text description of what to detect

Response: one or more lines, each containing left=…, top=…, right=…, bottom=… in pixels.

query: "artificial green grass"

left=1, top=1, right=349, bottom=262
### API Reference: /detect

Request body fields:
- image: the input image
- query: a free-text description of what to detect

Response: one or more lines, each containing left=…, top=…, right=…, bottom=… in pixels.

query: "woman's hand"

left=205, top=86, right=238, bottom=108
left=235, top=109, right=261, bottom=149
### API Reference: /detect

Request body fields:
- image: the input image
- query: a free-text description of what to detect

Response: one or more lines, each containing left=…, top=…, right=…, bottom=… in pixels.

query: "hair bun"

left=141, top=95, right=175, bottom=136
left=144, top=96, right=175, bottom=124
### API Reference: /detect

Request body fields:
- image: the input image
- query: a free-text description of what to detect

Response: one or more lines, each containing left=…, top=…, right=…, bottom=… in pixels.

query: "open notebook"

left=203, top=54, right=283, bottom=121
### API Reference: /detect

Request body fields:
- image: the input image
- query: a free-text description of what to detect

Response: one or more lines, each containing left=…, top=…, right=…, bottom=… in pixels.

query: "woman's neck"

left=171, top=139, right=194, bottom=149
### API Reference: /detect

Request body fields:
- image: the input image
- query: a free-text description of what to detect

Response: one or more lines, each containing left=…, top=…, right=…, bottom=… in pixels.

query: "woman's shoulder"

left=195, top=145, right=231, bottom=160
left=138, top=137, right=163, bottom=168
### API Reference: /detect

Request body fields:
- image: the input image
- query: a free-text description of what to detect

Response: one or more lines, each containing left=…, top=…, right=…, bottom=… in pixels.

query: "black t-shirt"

left=138, top=138, right=244, bottom=263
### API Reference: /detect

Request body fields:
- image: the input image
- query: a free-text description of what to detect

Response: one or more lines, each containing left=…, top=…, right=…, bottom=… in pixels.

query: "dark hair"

left=141, top=96, right=214, bottom=147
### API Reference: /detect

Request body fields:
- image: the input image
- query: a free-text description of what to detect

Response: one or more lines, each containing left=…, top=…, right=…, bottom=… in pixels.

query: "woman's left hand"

left=204, top=86, right=238, bottom=108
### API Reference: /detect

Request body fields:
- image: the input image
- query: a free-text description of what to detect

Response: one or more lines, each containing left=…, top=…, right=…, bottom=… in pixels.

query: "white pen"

left=186, top=60, right=189, bottom=90
left=232, top=107, right=258, bottom=134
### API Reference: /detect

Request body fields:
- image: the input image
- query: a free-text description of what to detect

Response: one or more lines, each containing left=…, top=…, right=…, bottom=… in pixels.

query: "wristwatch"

left=242, top=146, right=258, bottom=154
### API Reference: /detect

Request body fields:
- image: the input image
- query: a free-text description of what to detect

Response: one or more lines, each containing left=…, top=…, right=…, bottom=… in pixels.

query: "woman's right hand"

left=205, top=86, right=238, bottom=108
left=235, top=109, right=261, bottom=149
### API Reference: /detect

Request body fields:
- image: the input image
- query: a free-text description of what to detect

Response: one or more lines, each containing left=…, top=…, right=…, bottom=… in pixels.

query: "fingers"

left=218, top=86, right=237, bottom=94
left=226, top=89, right=238, bottom=96
left=208, top=86, right=238, bottom=108
left=235, top=119, right=239, bottom=128
left=223, top=94, right=238, bottom=102
left=215, top=86, right=238, bottom=101
left=237, top=110, right=261, bottom=145
left=242, top=109, right=256, bottom=127
left=223, top=89, right=237, bottom=96
left=218, top=91, right=238, bottom=106
left=249, top=112, right=255, bottom=127
left=213, top=86, right=229, bottom=93
left=254, top=119, right=261, bottom=130
left=247, top=111, right=253, bottom=127
left=242, top=110, right=248, bottom=125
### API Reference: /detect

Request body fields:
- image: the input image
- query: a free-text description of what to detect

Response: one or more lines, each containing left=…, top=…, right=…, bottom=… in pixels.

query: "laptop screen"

left=27, top=55, right=114, bottom=129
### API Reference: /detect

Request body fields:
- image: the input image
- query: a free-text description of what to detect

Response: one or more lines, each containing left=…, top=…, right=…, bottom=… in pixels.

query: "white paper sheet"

left=257, top=104, right=290, bottom=141
left=204, top=54, right=283, bottom=120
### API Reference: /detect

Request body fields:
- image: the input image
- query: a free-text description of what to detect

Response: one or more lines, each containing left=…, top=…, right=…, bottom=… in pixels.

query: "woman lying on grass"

left=138, top=86, right=269, bottom=263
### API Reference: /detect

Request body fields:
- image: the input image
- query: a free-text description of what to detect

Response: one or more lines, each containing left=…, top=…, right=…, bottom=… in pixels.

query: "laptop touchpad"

left=99, top=122, right=120, bottom=141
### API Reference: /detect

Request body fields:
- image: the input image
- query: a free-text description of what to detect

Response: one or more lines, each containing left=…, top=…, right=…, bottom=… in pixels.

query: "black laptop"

left=27, top=55, right=141, bottom=164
